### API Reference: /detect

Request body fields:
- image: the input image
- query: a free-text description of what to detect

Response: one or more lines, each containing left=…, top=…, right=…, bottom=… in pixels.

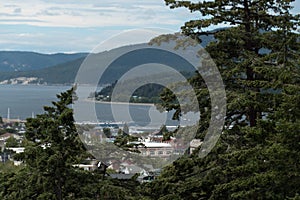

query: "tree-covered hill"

left=0, top=57, right=86, bottom=85
left=0, top=33, right=216, bottom=85
left=0, top=51, right=87, bottom=72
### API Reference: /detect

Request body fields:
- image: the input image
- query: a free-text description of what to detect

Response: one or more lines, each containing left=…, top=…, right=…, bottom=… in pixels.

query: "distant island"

left=90, top=81, right=165, bottom=104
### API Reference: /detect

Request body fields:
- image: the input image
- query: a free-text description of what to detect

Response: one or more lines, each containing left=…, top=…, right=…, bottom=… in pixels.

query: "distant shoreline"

left=84, top=98, right=155, bottom=106
left=0, top=83, right=73, bottom=87
left=1, top=118, right=26, bottom=123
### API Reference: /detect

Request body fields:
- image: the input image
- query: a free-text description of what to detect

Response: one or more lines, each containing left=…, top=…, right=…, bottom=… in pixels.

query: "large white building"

left=138, top=142, right=174, bottom=157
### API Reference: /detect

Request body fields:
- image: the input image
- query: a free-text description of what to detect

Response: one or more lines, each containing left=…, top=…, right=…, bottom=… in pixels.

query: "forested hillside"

left=0, top=34, right=215, bottom=85
left=0, top=51, right=87, bottom=72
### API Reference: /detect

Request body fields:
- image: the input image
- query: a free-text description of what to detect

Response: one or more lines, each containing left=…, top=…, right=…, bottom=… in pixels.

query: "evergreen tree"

left=0, top=88, right=144, bottom=200
left=5, top=136, right=19, bottom=148
left=144, top=0, right=300, bottom=199
left=164, top=0, right=299, bottom=127
left=0, top=88, right=88, bottom=200
left=103, top=127, right=112, bottom=138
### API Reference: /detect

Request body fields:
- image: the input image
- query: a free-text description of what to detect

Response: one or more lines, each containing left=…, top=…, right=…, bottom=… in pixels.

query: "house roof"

left=129, top=141, right=172, bottom=148
left=6, top=147, right=25, bottom=153
left=125, top=165, right=144, bottom=174
left=110, top=174, right=135, bottom=179
left=190, top=139, right=203, bottom=148
left=143, top=142, right=172, bottom=148
left=0, top=133, right=12, bottom=139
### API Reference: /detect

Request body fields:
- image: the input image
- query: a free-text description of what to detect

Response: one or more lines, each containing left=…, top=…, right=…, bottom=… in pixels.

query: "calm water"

left=0, top=84, right=177, bottom=127
left=0, top=85, right=71, bottom=120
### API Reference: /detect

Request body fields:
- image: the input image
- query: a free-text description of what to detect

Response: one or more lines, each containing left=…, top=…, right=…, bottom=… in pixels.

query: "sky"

left=0, top=0, right=299, bottom=53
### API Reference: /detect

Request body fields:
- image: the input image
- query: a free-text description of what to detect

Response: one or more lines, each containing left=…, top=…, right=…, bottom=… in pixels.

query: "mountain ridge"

left=0, top=51, right=88, bottom=72
left=0, top=33, right=217, bottom=85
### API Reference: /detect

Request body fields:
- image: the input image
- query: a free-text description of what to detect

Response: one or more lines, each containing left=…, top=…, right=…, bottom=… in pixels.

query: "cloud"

left=0, top=0, right=189, bottom=28
left=14, top=8, right=22, bottom=14
left=0, top=32, right=79, bottom=53
left=3, top=4, right=19, bottom=8
left=0, top=0, right=193, bottom=53
left=291, top=1, right=300, bottom=14
left=2, top=0, right=297, bottom=53
left=1, top=0, right=299, bottom=28
left=0, top=19, right=44, bottom=23
left=0, top=24, right=137, bottom=53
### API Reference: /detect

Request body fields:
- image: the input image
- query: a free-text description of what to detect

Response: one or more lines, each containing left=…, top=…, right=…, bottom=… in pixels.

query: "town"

left=0, top=116, right=202, bottom=183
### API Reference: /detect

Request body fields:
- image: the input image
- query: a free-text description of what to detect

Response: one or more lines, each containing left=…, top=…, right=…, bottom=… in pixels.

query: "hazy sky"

left=0, top=0, right=299, bottom=53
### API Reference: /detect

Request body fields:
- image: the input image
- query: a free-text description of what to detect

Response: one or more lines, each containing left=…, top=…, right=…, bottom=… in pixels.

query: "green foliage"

left=145, top=0, right=300, bottom=199
left=5, top=136, right=19, bottom=147
left=159, top=124, right=173, bottom=141
left=5, top=128, right=17, bottom=134
left=0, top=88, right=145, bottom=199
left=0, top=161, right=22, bottom=174
left=114, top=128, right=141, bottom=152
left=96, top=82, right=166, bottom=104
left=8, top=87, right=88, bottom=199
left=0, top=1, right=299, bottom=199
left=103, top=128, right=112, bottom=138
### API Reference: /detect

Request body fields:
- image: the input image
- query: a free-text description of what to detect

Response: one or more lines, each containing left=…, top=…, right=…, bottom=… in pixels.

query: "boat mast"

left=7, top=108, right=10, bottom=123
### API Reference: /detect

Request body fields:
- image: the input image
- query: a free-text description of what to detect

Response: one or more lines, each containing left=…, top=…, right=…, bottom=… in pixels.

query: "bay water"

left=0, top=84, right=177, bottom=127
